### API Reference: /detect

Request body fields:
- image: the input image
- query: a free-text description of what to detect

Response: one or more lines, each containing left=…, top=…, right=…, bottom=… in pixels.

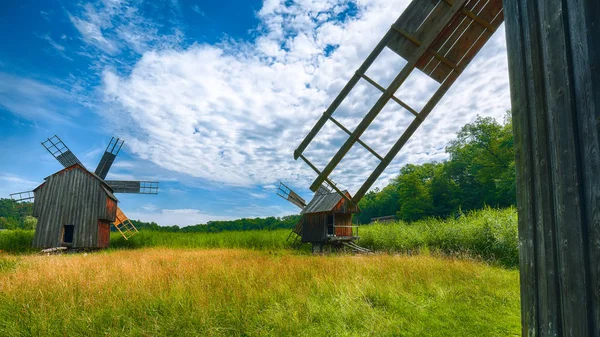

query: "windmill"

left=10, top=135, right=158, bottom=249
left=277, top=181, right=365, bottom=252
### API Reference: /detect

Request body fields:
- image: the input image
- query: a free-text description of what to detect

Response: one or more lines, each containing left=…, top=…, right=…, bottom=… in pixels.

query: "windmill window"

left=327, top=214, right=334, bottom=235
left=62, top=225, right=74, bottom=244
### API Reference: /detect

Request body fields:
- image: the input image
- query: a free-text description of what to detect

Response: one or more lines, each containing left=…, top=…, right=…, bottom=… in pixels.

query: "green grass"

left=0, top=248, right=520, bottom=336
left=110, top=228, right=296, bottom=251
left=0, top=208, right=519, bottom=267
left=0, top=209, right=521, bottom=336
left=359, top=207, right=519, bottom=267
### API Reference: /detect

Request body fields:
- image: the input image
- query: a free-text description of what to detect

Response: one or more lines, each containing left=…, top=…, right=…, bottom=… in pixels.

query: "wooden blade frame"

left=277, top=182, right=307, bottom=209
left=42, top=135, right=83, bottom=168
left=114, top=207, right=139, bottom=240
left=95, top=137, right=124, bottom=179
left=293, top=0, right=504, bottom=205
left=105, top=180, right=159, bottom=194
left=9, top=191, right=34, bottom=203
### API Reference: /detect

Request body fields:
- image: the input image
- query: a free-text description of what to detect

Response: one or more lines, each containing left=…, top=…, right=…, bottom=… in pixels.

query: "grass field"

left=0, top=248, right=520, bottom=336
left=0, top=207, right=518, bottom=267
left=0, top=208, right=521, bottom=336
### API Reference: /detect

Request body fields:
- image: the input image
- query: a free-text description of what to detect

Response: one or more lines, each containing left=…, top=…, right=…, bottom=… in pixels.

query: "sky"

left=0, top=0, right=511, bottom=226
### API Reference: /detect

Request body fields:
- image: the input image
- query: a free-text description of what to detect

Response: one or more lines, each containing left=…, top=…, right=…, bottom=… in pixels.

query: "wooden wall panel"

left=504, top=0, right=600, bottom=335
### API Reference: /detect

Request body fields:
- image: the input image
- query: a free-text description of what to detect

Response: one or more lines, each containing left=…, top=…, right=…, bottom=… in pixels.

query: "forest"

left=357, top=112, right=515, bottom=223
left=0, top=113, right=514, bottom=230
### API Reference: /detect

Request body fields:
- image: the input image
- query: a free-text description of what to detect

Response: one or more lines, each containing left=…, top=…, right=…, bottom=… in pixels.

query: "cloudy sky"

left=0, top=0, right=511, bottom=226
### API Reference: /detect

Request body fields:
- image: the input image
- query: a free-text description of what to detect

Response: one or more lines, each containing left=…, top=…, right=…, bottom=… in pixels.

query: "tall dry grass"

left=0, top=248, right=520, bottom=336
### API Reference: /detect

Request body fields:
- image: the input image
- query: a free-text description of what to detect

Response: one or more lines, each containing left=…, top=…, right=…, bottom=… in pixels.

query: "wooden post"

left=503, top=0, right=600, bottom=336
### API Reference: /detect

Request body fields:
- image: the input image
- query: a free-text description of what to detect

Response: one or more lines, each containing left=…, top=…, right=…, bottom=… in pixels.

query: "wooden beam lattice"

left=114, top=207, right=139, bottom=240
left=293, top=0, right=504, bottom=205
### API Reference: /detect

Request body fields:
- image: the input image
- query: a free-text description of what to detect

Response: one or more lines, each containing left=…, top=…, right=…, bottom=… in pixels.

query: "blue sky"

left=0, top=0, right=511, bottom=226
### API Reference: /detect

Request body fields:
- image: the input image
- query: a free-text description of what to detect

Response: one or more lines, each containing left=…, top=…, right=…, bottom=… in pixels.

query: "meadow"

left=0, top=208, right=521, bottom=336
left=0, top=208, right=518, bottom=267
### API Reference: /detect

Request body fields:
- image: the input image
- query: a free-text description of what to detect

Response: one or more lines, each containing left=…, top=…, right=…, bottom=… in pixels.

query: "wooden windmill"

left=293, top=0, right=504, bottom=206
left=277, top=182, right=364, bottom=252
left=10, top=135, right=158, bottom=249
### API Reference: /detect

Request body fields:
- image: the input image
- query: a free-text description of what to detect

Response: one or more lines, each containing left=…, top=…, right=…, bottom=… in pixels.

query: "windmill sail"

left=10, top=191, right=34, bottom=202
left=105, top=180, right=159, bottom=194
left=293, top=0, right=504, bottom=205
left=95, top=137, right=124, bottom=179
left=113, top=207, right=138, bottom=240
left=42, top=135, right=83, bottom=168
left=277, top=182, right=306, bottom=209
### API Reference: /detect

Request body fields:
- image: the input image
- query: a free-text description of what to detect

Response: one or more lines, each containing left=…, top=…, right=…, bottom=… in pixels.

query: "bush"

left=359, top=207, right=519, bottom=267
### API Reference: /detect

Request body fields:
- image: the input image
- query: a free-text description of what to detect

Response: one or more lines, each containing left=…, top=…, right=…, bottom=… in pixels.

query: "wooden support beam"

left=504, top=0, right=600, bottom=335
left=360, top=74, right=421, bottom=118
left=309, top=0, right=469, bottom=192
left=293, top=30, right=394, bottom=160
left=391, top=25, right=463, bottom=74
left=328, top=116, right=384, bottom=161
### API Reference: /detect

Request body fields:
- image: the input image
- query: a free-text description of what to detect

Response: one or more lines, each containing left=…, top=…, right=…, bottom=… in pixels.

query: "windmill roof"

left=301, top=190, right=352, bottom=214
left=35, top=164, right=118, bottom=201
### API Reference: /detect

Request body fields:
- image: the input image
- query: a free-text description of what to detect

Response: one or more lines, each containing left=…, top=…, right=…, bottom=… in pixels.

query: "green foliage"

left=0, top=208, right=518, bottom=268
left=359, top=207, right=519, bottom=267
left=109, top=229, right=299, bottom=251
left=357, top=113, right=515, bottom=223
left=0, top=199, right=34, bottom=230
left=122, top=215, right=301, bottom=233
left=0, top=230, right=35, bottom=254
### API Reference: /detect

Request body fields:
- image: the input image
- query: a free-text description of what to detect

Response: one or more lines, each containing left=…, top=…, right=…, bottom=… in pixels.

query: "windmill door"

left=62, top=224, right=74, bottom=245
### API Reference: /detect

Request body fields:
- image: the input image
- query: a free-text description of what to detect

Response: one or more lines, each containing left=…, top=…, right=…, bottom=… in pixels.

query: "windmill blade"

left=316, top=184, right=332, bottom=196
left=95, top=137, right=124, bottom=179
left=9, top=191, right=34, bottom=202
left=293, top=0, right=504, bottom=205
left=113, top=207, right=138, bottom=240
left=277, top=182, right=306, bottom=209
left=42, top=135, right=83, bottom=168
left=105, top=180, right=158, bottom=194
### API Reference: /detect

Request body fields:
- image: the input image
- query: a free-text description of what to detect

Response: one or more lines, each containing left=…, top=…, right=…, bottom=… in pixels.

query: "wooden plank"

left=387, top=0, right=440, bottom=57
left=453, top=0, right=503, bottom=67
left=503, top=3, right=540, bottom=334
left=568, top=2, right=600, bottom=336
left=538, top=0, right=590, bottom=334
left=505, top=0, right=600, bottom=335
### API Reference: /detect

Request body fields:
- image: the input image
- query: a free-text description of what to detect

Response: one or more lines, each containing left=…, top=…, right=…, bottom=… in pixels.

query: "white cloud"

left=191, top=5, right=205, bottom=17
left=0, top=174, right=41, bottom=197
left=68, top=0, right=182, bottom=56
left=0, top=73, right=83, bottom=125
left=98, top=0, right=510, bottom=195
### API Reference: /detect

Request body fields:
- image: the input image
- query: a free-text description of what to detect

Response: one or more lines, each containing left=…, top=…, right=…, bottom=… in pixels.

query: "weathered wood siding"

left=104, top=196, right=117, bottom=222
left=504, top=0, right=600, bottom=335
left=334, top=213, right=352, bottom=237
left=301, top=212, right=327, bottom=243
left=97, top=220, right=111, bottom=248
left=32, top=166, right=117, bottom=248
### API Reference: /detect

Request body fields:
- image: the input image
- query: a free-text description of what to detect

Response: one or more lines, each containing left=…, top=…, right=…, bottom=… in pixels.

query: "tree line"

left=128, top=215, right=300, bottom=233
left=357, top=113, right=515, bottom=223
left=1, top=113, right=514, bottom=230
left=0, top=197, right=300, bottom=232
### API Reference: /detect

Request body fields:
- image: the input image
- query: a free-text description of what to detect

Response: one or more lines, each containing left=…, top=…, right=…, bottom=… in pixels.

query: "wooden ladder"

left=114, top=207, right=139, bottom=240
left=286, top=219, right=303, bottom=245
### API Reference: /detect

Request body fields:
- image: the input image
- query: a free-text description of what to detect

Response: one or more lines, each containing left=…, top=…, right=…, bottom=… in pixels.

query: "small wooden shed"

left=300, top=190, right=359, bottom=245
left=32, top=164, right=118, bottom=249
